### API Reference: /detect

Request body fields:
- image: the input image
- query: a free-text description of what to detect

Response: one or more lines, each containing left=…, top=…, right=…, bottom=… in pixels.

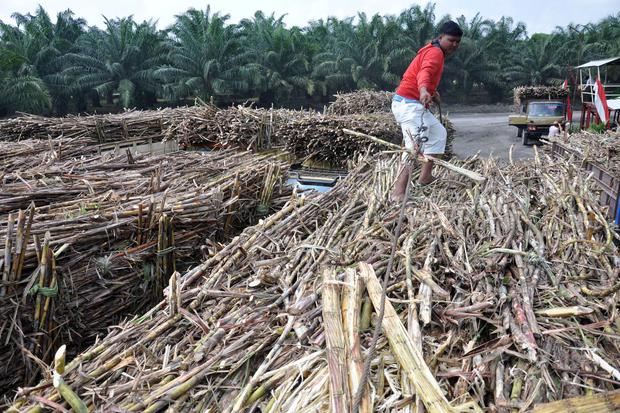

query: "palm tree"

left=0, top=6, right=85, bottom=114
left=239, top=11, right=313, bottom=106
left=156, top=7, right=250, bottom=104
left=579, top=14, right=620, bottom=60
left=440, top=14, right=501, bottom=101
left=398, top=4, right=437, bottom=51
left=63, top=17, right=166, bottom=109
left=0, top=69, right=52, bottom=114
left=312, top=13, right=407, bottom=96
left=484, top=17, right=527, bottom=70
left=506, top=34, right=561, bottom=86
left=442, top=37, right=500, bottom=101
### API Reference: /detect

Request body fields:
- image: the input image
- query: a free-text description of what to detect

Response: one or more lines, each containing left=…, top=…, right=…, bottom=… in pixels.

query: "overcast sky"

left=1, top=1, right=618, bottom=35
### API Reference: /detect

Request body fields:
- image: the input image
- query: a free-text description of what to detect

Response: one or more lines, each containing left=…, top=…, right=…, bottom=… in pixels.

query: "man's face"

left=438, top=34, right=461, bottom=55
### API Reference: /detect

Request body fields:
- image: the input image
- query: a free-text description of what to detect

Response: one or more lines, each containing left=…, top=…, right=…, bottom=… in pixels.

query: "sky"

left=0, top=0, right=618, bottom=35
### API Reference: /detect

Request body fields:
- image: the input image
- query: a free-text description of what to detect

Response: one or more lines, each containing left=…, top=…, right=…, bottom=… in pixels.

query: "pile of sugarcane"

left=174, top=105, right=401, bottom=165
left=1, top=149, right=284, bottom=212
left=0, top=149, right=292, bottom=400
left=0, top=101, right=452, bottom=164
left=513, top=85, right=569, bottom=111
left=190, top=102, right=454, bottom=164
left=326, top=90, right=395, bottom=115
left=326, top=90, right=456, bottom=157
left=547, top=131, right=620, bottom=176
left=0, top=107, right=212, bottom=143
left=278, top=113, right=401, bottom=164
left=8, top=149, right=620, bottom=412
left=0, top=138, right=111, bottom=173
left=172, top=105, right=311, bottom=150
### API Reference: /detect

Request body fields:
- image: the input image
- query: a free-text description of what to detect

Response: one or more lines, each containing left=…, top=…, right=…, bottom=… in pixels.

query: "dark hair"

left=439, top=21, right=463, bottom=37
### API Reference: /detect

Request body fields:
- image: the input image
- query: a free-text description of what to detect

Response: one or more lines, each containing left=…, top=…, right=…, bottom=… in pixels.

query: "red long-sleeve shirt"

left=395, top=43, right=444, bottom=100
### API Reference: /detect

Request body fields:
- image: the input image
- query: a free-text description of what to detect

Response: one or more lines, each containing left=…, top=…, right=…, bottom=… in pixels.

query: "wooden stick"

left=342, top=128, right=486, bottom=182
left=531, top=389, right=620, bottom=413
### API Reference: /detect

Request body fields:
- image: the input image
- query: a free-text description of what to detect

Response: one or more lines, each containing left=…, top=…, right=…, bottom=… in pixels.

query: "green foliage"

left=62, top=16, right=167, bottom=109
left=0, top=6, right=85, bottom=114
left=155, top=6, right=250, bottom=104
left=239, top=11, right=313, bottom=105
left=586, top=122, right=608, bottom=134
left=0, top=5, right=619, bottom=114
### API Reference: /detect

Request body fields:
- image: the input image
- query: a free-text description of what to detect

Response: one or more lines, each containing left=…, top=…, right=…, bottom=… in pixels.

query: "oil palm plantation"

left=62, top=17, right=166, bottom=109
left=1, top=3, right=619, bottom=114
left=506, top=34, right=561, bottom=86
left=239, top=11, right=313, bottom=106
left=156, top=7, right=251, bottom=104
left=0, top=7, right=85, bottom=114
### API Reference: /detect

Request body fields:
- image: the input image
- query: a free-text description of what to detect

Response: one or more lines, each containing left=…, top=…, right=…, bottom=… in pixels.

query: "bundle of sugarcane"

left=513, top=85, right=569, bottom=111
left=175, top=106, right=401, bottom=164
left=0, top=137, right=108, bottom=173
left=325, top=90, right=456, bottom=158
left=326, top=90, right=395, bottom=115
left=0, top=149, right=292, bottom=400
left=0, top=107, right=212, bottom=143
left=546, top=131, right=620, bottom=176
left=1, top=149, right=267, bottom=213
left=176, top=104, right=313, bottom=150
left=278, top=113, right=401, bottom=165
left=8, top=149, right=620, bottom=412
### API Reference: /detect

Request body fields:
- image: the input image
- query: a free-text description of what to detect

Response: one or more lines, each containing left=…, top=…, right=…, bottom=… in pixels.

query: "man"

left=391, top=20, right=462, bottom=199
left=548, top=121, right=561, bottom=137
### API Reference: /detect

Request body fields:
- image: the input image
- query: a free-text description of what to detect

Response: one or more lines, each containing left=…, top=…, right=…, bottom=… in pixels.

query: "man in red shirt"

left=391, top=20, right=462, bottom=199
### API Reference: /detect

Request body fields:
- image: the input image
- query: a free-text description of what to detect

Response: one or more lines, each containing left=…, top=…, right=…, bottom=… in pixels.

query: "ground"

left=446, top=105, right=581, bottom=161
left=450, top=111, right=536, bottom=161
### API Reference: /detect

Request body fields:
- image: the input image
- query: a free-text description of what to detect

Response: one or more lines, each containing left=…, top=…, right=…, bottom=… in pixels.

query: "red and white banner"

left=562, top=79, right=572, bottom=123
left=594, top=77, right=609, bottom=124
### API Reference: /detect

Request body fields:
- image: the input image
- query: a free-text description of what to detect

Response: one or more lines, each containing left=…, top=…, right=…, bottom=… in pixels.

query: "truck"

left=508, top=86, right=569, bottom=145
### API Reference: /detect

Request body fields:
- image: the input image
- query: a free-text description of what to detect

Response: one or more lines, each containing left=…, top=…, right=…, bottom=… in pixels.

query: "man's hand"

left=432, top=91, right=441, bottom=104
left=419, top=87, right=432, bottom=106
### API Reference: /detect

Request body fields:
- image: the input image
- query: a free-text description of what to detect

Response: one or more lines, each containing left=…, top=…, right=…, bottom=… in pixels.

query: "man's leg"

left=391, top=121, right=416, bottom=199
left=418, top=159, right=434, bottom=185
left=392, top=164, right=411, bottom=199
left=417, top=115, right=447, bottom=185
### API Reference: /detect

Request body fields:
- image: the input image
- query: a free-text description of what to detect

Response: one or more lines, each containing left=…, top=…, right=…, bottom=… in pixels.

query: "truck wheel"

left=517, top=128, right=523, bottom=138
left=522, top=130, right=529, bottom=145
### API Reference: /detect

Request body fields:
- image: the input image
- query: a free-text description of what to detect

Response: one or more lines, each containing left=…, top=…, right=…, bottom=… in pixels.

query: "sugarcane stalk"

left=342, top=128, right=486, bottom=182
left=53, top=345, right=87, bottom=413
left=359, top=262, right=482, bottom=413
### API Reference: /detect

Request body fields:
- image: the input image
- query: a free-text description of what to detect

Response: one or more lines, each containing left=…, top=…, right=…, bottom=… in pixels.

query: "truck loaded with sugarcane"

left=509, top=85, right=570, bottom=145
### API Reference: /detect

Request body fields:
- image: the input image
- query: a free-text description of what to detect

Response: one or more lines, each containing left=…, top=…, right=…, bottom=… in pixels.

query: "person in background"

left=548, top=121, right=561, bottom=137
left=562, top=121, right=571, bottom=141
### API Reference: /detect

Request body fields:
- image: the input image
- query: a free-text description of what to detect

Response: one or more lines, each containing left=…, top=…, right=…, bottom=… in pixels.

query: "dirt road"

left=450, top=112, right=537, bottom=161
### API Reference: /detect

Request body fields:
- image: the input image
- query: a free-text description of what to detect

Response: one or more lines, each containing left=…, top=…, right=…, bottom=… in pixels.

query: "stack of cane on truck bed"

left=175, top=104, right=402, bottom=165
left=326, top=90, right=395, bottom=116
left=513, top=86, right=569, bottom=113
left=8, top=149, right=620, bottom=412
left=0, top=105, right=400, bottom=166
left=326, top=90, right=456, bottom=157
left=0, top=148, right=292, bottom=401
left=0, top=107, right=210, bottom=143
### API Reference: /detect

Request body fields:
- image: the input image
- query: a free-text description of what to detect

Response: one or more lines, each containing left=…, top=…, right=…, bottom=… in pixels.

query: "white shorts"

left=391, top=99, right=447, bottom=156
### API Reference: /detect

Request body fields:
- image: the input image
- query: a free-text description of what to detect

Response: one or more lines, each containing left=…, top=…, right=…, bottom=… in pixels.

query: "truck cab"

left=509, top=100, right=566, bottom=145
left=508, top=85, right=569, bottom=145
